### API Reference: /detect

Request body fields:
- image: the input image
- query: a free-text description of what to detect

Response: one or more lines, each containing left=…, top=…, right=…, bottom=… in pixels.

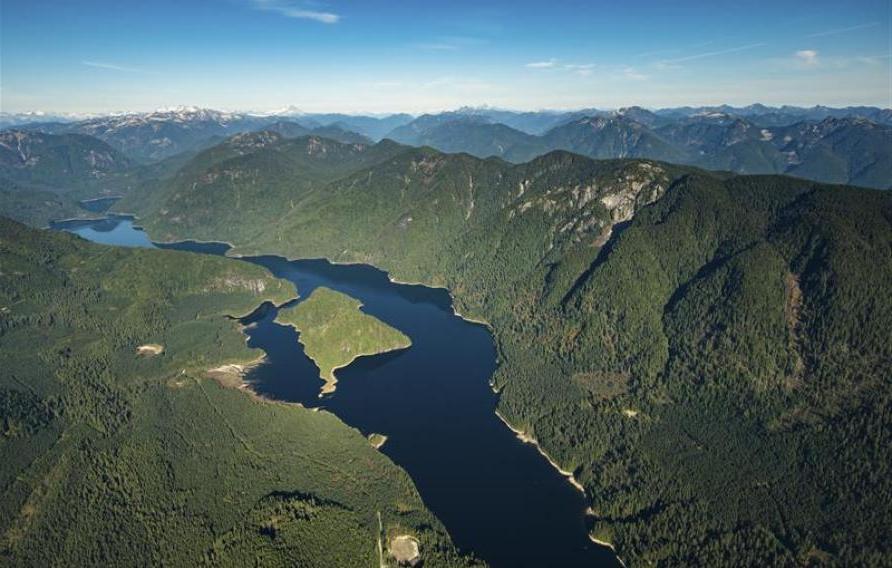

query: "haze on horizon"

left=1, top=0, right=890, bottom=115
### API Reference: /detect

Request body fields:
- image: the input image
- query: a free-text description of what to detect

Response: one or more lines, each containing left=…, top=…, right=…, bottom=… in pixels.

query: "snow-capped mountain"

left=1, top=107, right=409, bottom=161
left=64, top=108, right=270, bottom=162
left=0, top=111, right=93, bottom=130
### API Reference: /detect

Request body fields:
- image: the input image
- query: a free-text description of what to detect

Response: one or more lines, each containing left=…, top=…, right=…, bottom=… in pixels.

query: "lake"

left=54, top=216, right=619, bottom=568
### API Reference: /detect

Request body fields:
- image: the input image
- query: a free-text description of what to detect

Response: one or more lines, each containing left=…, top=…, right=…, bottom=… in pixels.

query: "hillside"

left=265, top=121, right=373, bottom=145
left=0, top=177, right=82, bottom=227
left=541, top=115, right=690, bottom=163
left=0, top=131, right=142, bottom=226
left=383, top=110, right=892, bottom=189
left=391, top=119, right=540, bottom=162
left=777, top=118, right=892, bottom=189
left=129, top=139, right=892, bottom=565
left=120, top=134, right=408, bottom=244
left=0, top=217, right=477, bottom=567
left=0, top=130, right=133, bottom=191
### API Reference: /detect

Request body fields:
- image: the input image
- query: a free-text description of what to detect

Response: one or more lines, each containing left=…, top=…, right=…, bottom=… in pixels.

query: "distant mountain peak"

left=267, top=105, right=306, bottom=117
left=455, top=105, right=497, bottom=114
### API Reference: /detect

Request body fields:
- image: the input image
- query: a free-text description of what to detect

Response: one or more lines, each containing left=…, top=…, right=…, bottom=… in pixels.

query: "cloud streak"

left=525, top=60, right=596, bottom=75
left=806, top=22, right=879, bottom=38
left=81, top=61, right=142, bottom=73
left=636, top=41, right=714, bottom=59
left=250, top=0, right=339, bottom=23
left=623, top=67, right=648, bottom=81
left=526, top=59, right=558, bottom=68
left=660, top=43, right=767, bottom=64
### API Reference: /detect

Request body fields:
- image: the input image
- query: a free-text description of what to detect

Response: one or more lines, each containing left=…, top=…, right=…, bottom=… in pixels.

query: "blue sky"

left=1, top=0, right=890, bottom=113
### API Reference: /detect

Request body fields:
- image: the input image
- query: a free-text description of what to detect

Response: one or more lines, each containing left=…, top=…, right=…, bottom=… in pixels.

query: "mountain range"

left=4, top=104, right=890, bottom=189
left=1, top=113, right=890, bottom=565
left=386, top=109, right=892, bottom=189
left=3, top=107, right=402, bottom=162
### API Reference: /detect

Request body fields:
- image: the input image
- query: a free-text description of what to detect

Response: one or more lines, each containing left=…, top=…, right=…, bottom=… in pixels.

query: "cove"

left=53, top=216, right=619, bottom=568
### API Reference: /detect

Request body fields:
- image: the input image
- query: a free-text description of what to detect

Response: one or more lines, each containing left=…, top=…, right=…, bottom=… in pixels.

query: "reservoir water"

left=52, top=216, right=619, bottom=568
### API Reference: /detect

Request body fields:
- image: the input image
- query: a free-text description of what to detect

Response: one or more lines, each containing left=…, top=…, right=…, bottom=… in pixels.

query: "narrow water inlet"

left=54, top=216, right=620, bottom=568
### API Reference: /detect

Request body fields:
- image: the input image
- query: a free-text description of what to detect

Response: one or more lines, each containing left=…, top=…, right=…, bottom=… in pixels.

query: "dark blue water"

left=54, top=217, right=618, bottom=568
left=78, top=196, right=122, bottom=213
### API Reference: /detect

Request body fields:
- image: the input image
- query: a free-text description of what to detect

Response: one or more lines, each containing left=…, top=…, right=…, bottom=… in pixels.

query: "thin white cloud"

left=795, top=49, right=819, bottom=65
left=623, top=67, right=648, bottom=81
left=526, top=59, right=559, bottom=68
left=250, top=0, right=339, bottom=23
left=81, top=61, right=141, bottom=73
left=660, top=43, right=767, bottom=64
left=636, top=41, right=714, bottom=59
left=564, top=63, right=595, bottom=76
left=806, top=22, right=879, bottom=38
left=857, top=53, right=892, bottom=64
left=525, top=60, right=595, bottom=76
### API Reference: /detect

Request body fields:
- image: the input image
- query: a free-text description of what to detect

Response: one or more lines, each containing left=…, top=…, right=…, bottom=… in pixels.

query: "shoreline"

left=46, top=212, right=126, bottom=227
left=493, top=411, right=627, bottom=566
left=275, top=317, right=412, bottom=398
left=78, top=212, right=492, bottom=333
left=74, top=217, right=623, bottom=564
left=589, top=535, right=626, bottom=568
left=493, top=409, right=585, bottom=494
left=383, top=274, right=496, bottom=331
left=324, top=343, right=411, bottom=396
left=369, top=433, right=388, bottom=450
left=156, top=235, right=239, bottom=249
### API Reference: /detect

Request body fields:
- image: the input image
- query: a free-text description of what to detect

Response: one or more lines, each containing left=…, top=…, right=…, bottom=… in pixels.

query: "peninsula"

left=276, top=287, right=412, bottom=396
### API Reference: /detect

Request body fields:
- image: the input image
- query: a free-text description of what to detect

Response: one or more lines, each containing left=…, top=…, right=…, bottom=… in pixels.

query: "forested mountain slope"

left=386, top=112, right=892, bottom=189
left=265, top=121, right=373, bottom=145
left=0, top=177, right=82, bottom=227
left=0, top=130, right=147, bottom=227
left=0, top=218, right=477, bottom=567
left=0, top=130, right=133, bottom=189
left=119, top=133, right=408, bottom=244
left=130, top=137, right=892, bottom=565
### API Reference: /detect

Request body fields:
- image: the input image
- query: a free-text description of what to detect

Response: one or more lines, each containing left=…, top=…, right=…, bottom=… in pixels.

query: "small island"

left=275, top=287, right=412, bottom=396
left=368, top=433, right=388, bottom=449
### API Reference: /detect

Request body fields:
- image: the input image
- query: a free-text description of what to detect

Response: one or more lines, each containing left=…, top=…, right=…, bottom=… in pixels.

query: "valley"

left=100, top=128, right=890, bottom=565
left=0, top=218, right=478, bottom=567
left=4, top=1, right=890, bottom=564
left=53, top=216, right=620, bottom=567
left=2, top=103, right=890, bottom=566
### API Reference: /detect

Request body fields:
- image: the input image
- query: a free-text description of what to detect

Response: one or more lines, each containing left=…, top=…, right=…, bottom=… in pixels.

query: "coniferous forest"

left=2, top=4, right=891, bottom=562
